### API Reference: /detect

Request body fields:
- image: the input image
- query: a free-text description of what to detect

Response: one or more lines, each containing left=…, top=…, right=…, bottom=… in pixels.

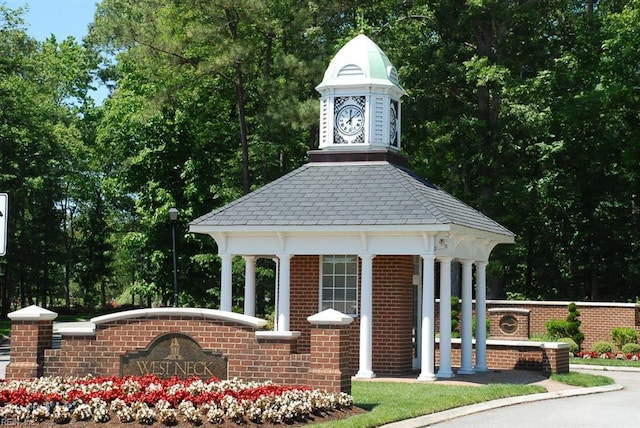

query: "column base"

left=457, top=367, right=476, bottom=375
left=436, top=370, right=454, bottom=379
left=474, top=365, right=489, bottom=373
left=417, top=372, right=437, bottom=382
left=354, top=370, right=376, bottom=379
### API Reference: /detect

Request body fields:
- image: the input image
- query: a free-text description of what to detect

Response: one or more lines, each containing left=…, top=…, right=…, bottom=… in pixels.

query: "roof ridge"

left=384, top=164, right=451, bottom=223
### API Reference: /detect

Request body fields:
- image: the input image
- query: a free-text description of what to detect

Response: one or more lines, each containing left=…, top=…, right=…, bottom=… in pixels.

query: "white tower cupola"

left=316, top=34, right=406, bottom=151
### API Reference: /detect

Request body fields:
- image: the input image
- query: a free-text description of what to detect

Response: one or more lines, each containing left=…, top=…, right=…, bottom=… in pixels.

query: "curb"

left=381, top=373, right=623, bottom=428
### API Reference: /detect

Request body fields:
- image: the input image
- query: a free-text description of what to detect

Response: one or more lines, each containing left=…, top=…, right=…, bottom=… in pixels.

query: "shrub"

left=450, top=297, right=460, bottom=336
left=611, top=327, right=638, bottom=350
left=545, top=319, right=567, bottom=340
left=558, top=337, right=579, bottom=355
left=621, top=343, right=640, bottom=354
left=472, top=317, right=490, bottom=338
left=591, top=341, right=615, bottom=355
left=565, top=303, right=584, bottom=349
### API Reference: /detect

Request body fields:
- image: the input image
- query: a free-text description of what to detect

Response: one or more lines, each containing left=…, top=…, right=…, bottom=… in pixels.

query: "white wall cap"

left=8, top=304, right=58, bottom=321
left=53, top=321, right=96, bottom=336
left=438, top=338, right=563, bottom=348
left=307, top=308, right=354, bottom=326
left=255, top=331, right=301, bottom=340
left=540, top=341, right=570, bottom=350
left=487, top=308, right=531, bottom=314
left=91, top=307, right=267, bottom=329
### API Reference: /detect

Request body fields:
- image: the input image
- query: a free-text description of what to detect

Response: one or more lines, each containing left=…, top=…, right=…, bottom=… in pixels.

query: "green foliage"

left=591, top=341, right=615, bottom=355
left=3, top=0, right=640, bottom=313
left=450, top=297, right=460, bottom=336
left=545, top=319, right=568, bottom=341
left=621, top=343, right=640, bottom=354
left=472, top=317, right=490, bottom=338
left=544, top=304, right=584, bottom=350
left=558, top=337, right=579, bottom=355
left=611, top=327, right=638, bottom=350
left=565, top=303, right=584, bottom=349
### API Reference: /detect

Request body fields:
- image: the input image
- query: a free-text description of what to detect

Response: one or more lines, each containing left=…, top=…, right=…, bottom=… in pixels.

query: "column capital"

left=437, top=256, right=454, bottom=263
left=242, top=255, right=257, bottom=262
left=460, top=259, right=475, bottom=266
left=474, top=260, right=488, bottom=268
left=358, top=254, right=376, bottom=261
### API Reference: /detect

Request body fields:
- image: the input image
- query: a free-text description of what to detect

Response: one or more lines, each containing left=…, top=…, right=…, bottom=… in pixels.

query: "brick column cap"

left=540, top=342, right=569, bottom=350
left=8, top=305, right=57, bottom=321
left=307, top=309, right=354, bottom=326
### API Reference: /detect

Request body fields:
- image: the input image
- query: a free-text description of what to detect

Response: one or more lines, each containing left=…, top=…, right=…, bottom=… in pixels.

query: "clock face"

left=389, top=101, right=398, bottom=143
left=336, top=105, right=364, bottom=136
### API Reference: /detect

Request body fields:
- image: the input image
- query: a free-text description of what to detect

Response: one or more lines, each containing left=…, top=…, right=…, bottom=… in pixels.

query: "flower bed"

left=0, top=375, right=354, bottom=426
left=576, top=351, right=640, bottom=361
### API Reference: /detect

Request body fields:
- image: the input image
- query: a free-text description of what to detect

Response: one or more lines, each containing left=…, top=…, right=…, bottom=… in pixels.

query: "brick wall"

left=7, top=308, right=351, bottom=394
left=438, top=340, right=569, bottom=374
left=371, top=255, right=414, bottom=374
left=289, top=255, right=414, bottom=376
left=484, top=301, right=640, bottom=350
left=289, top=255, right=320, bottom=354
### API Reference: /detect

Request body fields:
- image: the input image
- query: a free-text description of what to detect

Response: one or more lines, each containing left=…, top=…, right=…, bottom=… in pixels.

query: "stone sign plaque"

left=120, top=332, right=227, bottom=380
left=499, top=314, right=519, bottom=335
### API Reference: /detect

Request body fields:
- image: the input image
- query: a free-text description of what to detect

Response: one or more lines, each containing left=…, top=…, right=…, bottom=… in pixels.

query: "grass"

left=551, top=371, right=615, bottom=387
left=314, top=371, right=615, bottom=427
left=570, top=356, right=640, bottom=368
left=315, top=381, right=546, bottom=427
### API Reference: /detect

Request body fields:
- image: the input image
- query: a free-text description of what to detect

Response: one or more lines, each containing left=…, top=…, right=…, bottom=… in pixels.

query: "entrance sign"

left=0, top=193, right=7, bottom=256
left=120, top=332, right=227, bottom=379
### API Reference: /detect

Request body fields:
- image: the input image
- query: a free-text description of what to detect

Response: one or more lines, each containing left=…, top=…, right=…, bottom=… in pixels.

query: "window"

left=320, top=255, right=358, bottom=316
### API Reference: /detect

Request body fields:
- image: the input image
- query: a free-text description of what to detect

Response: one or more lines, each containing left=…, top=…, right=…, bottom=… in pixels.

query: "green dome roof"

left=316, top=34, right=405, bottom=94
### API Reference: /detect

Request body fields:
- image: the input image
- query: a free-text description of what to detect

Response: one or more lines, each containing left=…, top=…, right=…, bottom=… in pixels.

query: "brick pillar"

left=307, top=309, right=353, bottom=394
left=541, top=342, right=570, bottom=374
left=6, top=305, right=57, bottom=379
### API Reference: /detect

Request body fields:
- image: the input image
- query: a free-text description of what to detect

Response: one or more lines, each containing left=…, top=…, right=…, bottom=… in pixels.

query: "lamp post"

left=169, top=207, right=179, bottom=307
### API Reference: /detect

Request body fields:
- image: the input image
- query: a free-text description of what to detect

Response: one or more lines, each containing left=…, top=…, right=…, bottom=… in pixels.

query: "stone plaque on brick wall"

left=120, top=332, right=227, bottom=380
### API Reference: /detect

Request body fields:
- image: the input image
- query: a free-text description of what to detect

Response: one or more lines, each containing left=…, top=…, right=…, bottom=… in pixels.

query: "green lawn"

left=314, top=370, right=614, bottom=428
left=570, top=356, right=640, bottom=368
left=314, top=381, right=546, bottom=428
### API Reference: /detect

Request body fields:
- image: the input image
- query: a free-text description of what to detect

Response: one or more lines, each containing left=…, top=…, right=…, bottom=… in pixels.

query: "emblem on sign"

left=120, top=332, right=227, bottom=379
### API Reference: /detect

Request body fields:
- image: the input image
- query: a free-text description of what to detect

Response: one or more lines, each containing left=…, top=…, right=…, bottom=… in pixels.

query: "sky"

left=5, top=0, right=97, bottom=41
left=4, top=0, right=107, bottom=103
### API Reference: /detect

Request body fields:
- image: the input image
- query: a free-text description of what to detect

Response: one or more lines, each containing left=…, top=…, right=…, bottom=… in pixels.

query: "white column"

left=243, top=256, right=256, bottom=317
left=220, top=254, right=233, bottom=312
left=459, top=259, right=476, bottom=374
left=475, top=261, right=489, bottom=372
left=437, top=256, right=454, bottom=378
left=418, top=254, right=437, bottom=381
left=277, top=254, right=291, bottom=332
left=356, top=254, right=375, bottom=379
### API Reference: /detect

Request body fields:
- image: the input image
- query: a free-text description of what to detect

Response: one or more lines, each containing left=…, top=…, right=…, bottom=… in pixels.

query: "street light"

left=169, top=207, right=179, bottom=307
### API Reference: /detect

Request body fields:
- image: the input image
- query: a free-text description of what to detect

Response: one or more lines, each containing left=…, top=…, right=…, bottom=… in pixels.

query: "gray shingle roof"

left=190, top=162, right=513, bottom=236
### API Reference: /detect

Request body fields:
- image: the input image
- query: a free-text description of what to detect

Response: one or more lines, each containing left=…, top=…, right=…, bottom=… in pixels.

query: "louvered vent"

left=338, top=64, right=364, bottom=78
left=388, top=67, right=399, bottom=85
left=320, top=98, right=330, bottom=146
left=373, top=97, right=384, bottom=143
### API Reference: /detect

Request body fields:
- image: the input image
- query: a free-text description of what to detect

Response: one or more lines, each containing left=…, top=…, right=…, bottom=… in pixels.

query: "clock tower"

left=316, top=34, right=406, bottom=151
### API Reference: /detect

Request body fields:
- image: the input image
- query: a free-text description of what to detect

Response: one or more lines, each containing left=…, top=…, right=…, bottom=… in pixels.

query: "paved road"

left=433, top=368, right=638, bottom=428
